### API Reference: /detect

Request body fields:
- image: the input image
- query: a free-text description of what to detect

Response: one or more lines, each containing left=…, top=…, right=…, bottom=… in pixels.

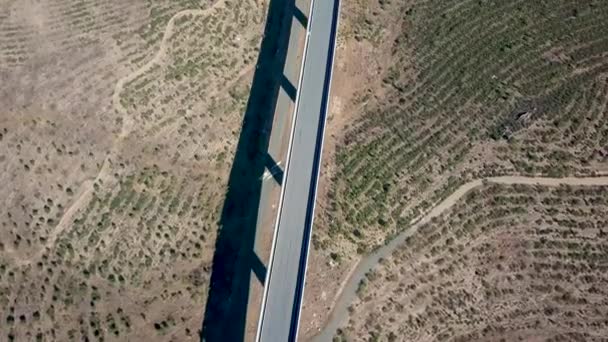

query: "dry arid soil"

left=0, top=0, right=265, bottom=340
left=302, top=0, right=608, bottom=340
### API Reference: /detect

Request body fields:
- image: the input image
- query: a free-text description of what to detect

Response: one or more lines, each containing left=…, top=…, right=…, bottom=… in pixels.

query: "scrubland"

left=0, top=0, right=265, bottom=340
left=318, top=0, right=608, bottom=257
left=337, top=183, right=608, bottom=341
left=302, top=0, right=608, bottom=339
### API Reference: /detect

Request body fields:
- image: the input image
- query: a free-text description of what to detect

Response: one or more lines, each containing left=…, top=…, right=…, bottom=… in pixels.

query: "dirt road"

left=312, top=175, right=608, bottom=341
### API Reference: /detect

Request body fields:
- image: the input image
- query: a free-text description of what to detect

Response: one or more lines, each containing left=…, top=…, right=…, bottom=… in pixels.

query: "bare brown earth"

left=0, top=0, right=265, bottom=340
left=302, top=0, right=608, bottom=340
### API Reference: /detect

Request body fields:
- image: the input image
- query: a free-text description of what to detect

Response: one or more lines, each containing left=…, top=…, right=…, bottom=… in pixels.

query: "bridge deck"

left=257, top=0, right=340, bottom=340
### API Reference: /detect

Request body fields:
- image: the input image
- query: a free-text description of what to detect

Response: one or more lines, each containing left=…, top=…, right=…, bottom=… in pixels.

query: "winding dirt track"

left=312, top=175, right=608, bottom=341
left=15, top=1, right=231, bottom=266
left=112, top=0, right=228, bottom=136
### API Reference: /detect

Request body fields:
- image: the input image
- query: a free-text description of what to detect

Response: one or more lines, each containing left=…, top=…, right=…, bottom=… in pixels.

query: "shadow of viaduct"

left=200, top=0, right=308, bottom=340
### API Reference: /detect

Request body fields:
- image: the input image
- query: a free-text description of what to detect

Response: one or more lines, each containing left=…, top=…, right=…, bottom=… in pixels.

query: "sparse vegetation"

left=339, top=183, right=608, bottom=341
left=316, top=0, right=608, bottom=263
left=302, top=0, right=608, bottom=339
left=0, top=0, right=264, bottom=340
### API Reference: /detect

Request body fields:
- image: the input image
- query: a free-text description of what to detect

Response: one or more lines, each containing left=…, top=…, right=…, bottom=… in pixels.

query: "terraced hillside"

left=336, top=182, right=608, bottom=341
left=0, top=0, right=265, bottom=340
left=316, top=0, right=608, bottom=261
left=300, top=0, right=608, bottom=337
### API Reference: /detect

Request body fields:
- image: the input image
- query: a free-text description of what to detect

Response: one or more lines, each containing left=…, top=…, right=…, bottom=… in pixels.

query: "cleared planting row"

left=55, top=167, right=222, bottom=287
left=338, top=183, right=608, bottom=341
left=317, top=0, right=608, bottom=258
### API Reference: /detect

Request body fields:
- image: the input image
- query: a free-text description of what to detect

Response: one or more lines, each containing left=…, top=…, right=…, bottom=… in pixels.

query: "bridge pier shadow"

left=200, top=0, right=306, bottom=341
left=265, top=153, right=284, bottom=185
